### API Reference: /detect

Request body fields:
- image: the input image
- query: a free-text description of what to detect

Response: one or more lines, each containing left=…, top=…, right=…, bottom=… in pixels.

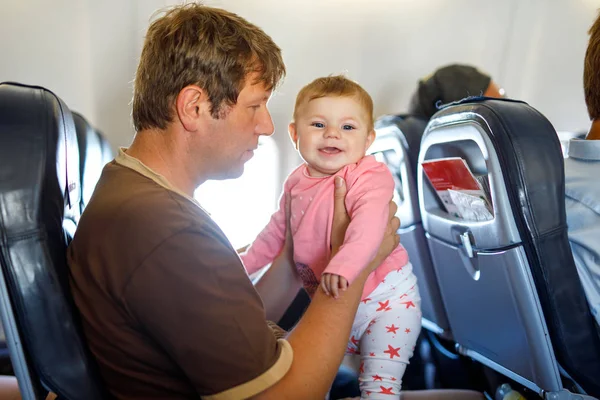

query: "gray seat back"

left=418, top=98, right=600, bottom=397
left=370, top=114, right=450, bottom=335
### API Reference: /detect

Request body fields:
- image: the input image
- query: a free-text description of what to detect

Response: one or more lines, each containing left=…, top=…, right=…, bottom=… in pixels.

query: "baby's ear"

left=365, top=129, right=376, bottom=151
left=288, top=122, right=299, bottom=149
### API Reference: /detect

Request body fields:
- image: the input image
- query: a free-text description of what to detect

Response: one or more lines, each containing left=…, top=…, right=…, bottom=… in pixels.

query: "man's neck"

left=587, top=120, right=600, bottom=140
left=126, top=128, right=201, bottom=197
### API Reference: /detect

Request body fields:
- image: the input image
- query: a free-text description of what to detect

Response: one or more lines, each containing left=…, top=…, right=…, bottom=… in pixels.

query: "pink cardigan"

left=240, top=155, right=409, bottom=300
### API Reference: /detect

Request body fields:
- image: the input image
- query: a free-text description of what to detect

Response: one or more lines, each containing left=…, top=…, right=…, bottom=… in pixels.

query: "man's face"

left=202, top=74, right=274, bottom=180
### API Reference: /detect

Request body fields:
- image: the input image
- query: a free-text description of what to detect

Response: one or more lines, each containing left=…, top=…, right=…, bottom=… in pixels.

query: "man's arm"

left=254, top=176, right=400, bottom=399
left=254, top=238, right=303, bottom=323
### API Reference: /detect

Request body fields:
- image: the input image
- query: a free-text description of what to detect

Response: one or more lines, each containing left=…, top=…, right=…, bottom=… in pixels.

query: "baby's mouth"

left=319, top=147, right=342, bottom=154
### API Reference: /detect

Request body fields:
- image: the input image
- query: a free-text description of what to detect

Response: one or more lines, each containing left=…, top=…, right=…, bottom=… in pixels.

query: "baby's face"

left=290, top=96, right=375, bottom=177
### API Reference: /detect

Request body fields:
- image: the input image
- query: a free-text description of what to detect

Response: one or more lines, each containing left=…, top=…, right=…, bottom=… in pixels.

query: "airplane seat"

left=0, top=82, right=106, bottom=399
left=97, top=128, right=114, bottom=166
left=72, top=112, right=108, bottom=211
left=371, top=114, right=450, bottom=337
left=418, top=97, right=600, bottom=399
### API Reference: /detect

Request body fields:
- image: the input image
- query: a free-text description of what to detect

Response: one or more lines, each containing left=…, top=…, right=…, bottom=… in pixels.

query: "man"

left=67, top=4, right=399, bottom=399
left=408, top=64, right=504, bottom=120
left=565, top=12, right=600, bottom=327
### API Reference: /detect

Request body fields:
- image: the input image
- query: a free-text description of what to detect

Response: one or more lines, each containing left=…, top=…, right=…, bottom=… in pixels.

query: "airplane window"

left=194, top=136, right=279, bottom=249
left=373, top=150, right=404, bottom=202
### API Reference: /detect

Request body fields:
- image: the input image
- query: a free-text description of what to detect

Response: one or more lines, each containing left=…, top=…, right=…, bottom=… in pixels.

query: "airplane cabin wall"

left=0, top=0, right=598, bottom=192
left=214, top=0, right=600, bottom=175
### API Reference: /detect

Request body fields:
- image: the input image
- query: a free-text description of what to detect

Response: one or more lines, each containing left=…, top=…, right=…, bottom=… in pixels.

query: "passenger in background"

left=564, top=12, right=600, bottom=327
left=408, top=64, right=504, bottom=120
left=241, top=75, right=421, bottom=399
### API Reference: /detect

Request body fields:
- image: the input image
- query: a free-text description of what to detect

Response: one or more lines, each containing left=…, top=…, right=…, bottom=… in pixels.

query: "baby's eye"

left=342, top=124, right=355, bottom=130
left=312, top=122, right=325, bottom=128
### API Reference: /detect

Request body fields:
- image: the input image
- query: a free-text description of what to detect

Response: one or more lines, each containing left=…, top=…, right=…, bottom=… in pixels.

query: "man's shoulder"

left=73, top=162, right=218, bottom=263
left=93, top=162, right=206, bottom=221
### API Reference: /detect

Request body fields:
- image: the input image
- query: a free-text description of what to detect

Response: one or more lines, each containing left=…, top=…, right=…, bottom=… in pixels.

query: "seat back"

left=370, top=115, right=450, bottom=335
left=418, top=98, right=600, bottom=397
left=97, top=129, right=114, bottom=166
left=72, top=112, right=110, bottom=211
left=0, top=83, right=105, bottom=399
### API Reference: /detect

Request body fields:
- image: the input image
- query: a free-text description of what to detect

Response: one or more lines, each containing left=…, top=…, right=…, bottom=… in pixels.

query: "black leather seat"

left=97, top=129, right=113, bottom=167
left=0, top=82, right=105, bottom=399
left=418, top=97, right=600, bottom=398
left=73, top=112, right=113, bottom=212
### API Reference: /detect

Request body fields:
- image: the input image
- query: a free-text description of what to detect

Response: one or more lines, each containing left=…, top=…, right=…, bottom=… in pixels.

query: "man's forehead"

left=241, top=80, right=272, bottom=100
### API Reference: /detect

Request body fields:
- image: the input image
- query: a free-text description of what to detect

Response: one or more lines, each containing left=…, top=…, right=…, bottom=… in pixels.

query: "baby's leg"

left=358, top=288, right=422, bottom=399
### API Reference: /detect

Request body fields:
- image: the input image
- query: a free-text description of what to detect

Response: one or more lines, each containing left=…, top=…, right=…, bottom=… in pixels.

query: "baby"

left=241, top=75, right=421, bottom=399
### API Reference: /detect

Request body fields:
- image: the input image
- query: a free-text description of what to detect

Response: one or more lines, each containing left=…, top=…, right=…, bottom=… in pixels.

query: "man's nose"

left=257, top=107, right=274, bottom=136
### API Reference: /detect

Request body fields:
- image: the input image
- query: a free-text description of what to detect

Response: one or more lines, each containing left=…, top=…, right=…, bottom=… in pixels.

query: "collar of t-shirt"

left=115, top=147, right=209, bottom=215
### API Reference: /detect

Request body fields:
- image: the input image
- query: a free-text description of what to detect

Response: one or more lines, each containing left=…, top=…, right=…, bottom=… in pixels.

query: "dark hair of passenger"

left=408, top=64, right=492, bottom=120
left=584, top=11, right=600, bottom=120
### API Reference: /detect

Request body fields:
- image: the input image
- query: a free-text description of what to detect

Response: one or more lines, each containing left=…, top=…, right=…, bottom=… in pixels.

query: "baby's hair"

left=293, top=74, right=374, bottom=130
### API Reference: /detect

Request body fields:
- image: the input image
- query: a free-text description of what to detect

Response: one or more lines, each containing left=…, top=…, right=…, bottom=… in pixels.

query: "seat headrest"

left=0, top=83, right=80, bottom=231
left=374, top=114, right=428, bottom=172
left=96, top=128, right=114, bottom=165
left=72, top=112, right=105, bottom=209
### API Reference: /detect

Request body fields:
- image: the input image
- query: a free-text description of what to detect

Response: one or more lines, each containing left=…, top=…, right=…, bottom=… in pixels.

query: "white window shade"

left=194, top=136, right=280, bottom=249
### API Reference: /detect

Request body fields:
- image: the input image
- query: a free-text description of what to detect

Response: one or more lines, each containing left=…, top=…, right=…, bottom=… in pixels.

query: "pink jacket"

left=240, top=155, right=409, bottom=300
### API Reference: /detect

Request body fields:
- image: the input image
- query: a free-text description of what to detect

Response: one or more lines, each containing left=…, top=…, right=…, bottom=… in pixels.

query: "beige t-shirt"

left=68, top=149, right=292, bottom=399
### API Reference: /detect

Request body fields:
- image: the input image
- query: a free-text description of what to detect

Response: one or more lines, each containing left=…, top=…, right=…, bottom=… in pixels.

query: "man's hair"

left=584, top=12, right=600, bottom=120
left=293, top=75, right=374, bottom=130
left=132, top=3, right=286, bottom=132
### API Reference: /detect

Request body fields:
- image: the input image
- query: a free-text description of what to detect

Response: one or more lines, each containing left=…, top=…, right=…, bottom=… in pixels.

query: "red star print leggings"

left=346, top=266, right=421, bottom=399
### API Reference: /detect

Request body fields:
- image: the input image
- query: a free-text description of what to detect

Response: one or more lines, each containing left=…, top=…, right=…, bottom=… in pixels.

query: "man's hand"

left=368, top=200, right=400, bottom=273
left=321, top=273, right=348, bottom=299
left=282, top=193, right=295, bottom=264
left=330, top=176, right=400, bottom=275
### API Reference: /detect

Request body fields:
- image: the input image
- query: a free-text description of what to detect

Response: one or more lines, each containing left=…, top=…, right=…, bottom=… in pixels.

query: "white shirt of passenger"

left=565, top=138, right=600, bottom=327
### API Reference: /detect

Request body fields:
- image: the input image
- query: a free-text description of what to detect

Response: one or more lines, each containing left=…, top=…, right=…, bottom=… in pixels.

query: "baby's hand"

left=321, top=273, right=348, bottom=299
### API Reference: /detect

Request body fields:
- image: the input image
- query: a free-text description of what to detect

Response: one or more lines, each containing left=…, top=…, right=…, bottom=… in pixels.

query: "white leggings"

left=346, top=266, right=422, bottom=399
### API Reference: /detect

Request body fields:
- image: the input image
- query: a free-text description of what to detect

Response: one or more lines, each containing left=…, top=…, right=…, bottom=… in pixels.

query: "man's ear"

left=175, top=85, right=210, bottom=132
left=365, top=129, right=376, bottom=151
left=289, top=122, right=299, bottom=149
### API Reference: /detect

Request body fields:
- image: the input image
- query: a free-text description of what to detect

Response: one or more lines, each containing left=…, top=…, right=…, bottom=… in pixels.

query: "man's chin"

left=211, top=165, right=245, bottom=181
